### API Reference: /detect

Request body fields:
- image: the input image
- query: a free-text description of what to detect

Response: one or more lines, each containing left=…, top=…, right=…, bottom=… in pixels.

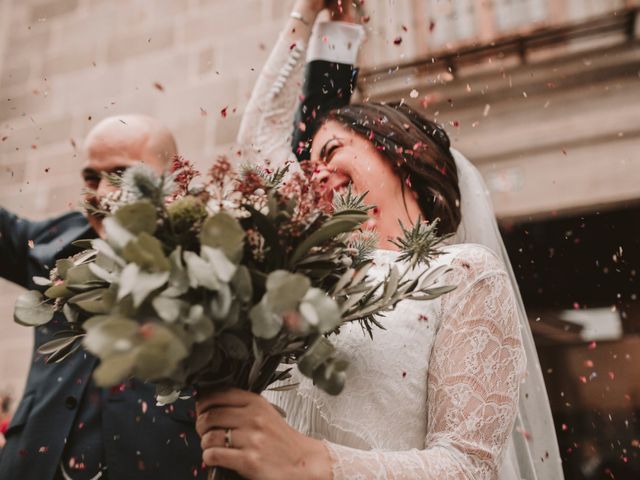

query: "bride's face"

left=311, top=121, right=422, bottom=249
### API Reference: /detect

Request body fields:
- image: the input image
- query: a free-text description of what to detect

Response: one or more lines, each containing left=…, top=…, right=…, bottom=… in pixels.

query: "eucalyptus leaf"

left=249, top=297, right=282, bottom=339
left=185, top=305, right=214, bottom=342
left=68, top=288, right=112, bottom=314
left=418, top=264, right=452, bottom=289
left=164, top=247, right=189, bottom=297
left=231, top=266, right=253, bottom=304
left=44, top=283, right=73, bottom=299
left=103, top=217, right=135, bottom=250
left=63, top=303, right=79, bottom=323
left=299, top=288, right=341, bottom=334
left=83, top=316, right=139, bottom=358
left=130, top=270, right=170, bottom=308
left=155, top=390, right=181, bottom=406
left=184, top=251, right=220, bottom=291
left=14, top=290, right=55, bottom=326
left=92, top=238, right=126, bottom=267
left=210, top=283, right=232, bottom=320
left=48, top=341, right=82, bottom=363
left=66, top=264, right=101, bottom=290
left=117, top=263, right=140, bottom=301
left=71, top=239, right=95, bottom=249
left=114, top=201, right=157, bottom=235
left=56, top=258, right=74, bottom=279
left=152, top=296, right=187, bottom=323
left=201, top=246, right=236, bottom=283
left=313, top=358, right=347, bottom=395
left=122, top=232, right=170, bottom=272
left=133, top=324, right=189, bottom=380
left=298, top=336, right=335, bottom=378
left=93, top=351, right=136, bottom=386
left=37, top=335, right=82, bottom=355
left=32, top=276, right=52, bottom=286
left=89, top=262, right=118, bottom=283
left=200, top=213, right=245, bottom=263
left=265, top=270, right=310, bottom=313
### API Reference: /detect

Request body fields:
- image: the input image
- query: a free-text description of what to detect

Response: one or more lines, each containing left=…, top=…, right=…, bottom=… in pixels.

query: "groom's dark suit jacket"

left=0, top=59, right=356, bottom=480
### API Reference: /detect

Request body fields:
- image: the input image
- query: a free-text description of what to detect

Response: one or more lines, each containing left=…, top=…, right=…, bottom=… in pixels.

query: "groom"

left=0, top=4, right=360, bottom=480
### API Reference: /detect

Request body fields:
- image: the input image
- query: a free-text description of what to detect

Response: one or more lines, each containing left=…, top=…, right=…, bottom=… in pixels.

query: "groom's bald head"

left=81, top=114, right=178, bottom=236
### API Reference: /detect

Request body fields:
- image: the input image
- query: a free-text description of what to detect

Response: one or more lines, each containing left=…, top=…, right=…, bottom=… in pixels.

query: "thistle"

left=120, top=164, right=175, bottom=205
left=246, top=164, right=289, bottom=190
left=332, top=185, right=374, bottom=214
left=391, top=217, right=447, bottom=268
left=345, top=230, right=378, bottom=266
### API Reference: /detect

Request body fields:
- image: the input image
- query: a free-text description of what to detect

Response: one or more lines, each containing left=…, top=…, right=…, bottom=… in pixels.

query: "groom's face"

left=80, top=119, right=168, bottom=238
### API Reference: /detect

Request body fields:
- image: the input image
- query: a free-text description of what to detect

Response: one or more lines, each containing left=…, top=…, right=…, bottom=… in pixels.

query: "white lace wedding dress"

left=235, top=15, right=563, bottom=480
left=266, top=245, right=526, bottom=479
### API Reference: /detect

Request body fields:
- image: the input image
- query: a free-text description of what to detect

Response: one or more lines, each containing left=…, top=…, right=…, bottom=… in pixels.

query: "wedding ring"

left=224, top=428, right=233, bottom=448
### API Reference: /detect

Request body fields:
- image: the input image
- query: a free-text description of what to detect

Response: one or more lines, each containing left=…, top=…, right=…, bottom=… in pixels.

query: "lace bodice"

left=264, top=244, right=526, bottom=479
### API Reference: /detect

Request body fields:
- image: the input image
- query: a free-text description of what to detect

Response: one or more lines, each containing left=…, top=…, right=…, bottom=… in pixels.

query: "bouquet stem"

left=208, top=466, right=246, bottom=480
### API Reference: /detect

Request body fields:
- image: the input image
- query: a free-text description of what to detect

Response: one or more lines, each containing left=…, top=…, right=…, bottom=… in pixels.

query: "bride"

left=195, top=1, right=564, bottom=479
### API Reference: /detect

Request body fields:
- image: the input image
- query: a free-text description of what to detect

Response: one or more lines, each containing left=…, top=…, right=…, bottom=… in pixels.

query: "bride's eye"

left=320, top=140, right=342, bottom=164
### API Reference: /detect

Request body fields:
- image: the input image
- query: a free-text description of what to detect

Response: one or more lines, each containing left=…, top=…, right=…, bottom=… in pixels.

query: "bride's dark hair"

left=322, top=102, right=462, bottom=235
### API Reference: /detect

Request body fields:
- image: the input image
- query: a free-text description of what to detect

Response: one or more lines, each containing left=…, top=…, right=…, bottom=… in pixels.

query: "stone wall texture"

left=0, top=0, right=296, bottom=407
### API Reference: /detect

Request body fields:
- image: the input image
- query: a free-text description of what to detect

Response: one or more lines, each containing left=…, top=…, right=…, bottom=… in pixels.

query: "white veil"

left=450, top=148, right=564, bottom=479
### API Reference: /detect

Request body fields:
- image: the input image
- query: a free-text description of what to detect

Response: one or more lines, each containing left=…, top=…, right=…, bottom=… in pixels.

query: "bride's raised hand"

left=196, top=388, right=332, bottom=480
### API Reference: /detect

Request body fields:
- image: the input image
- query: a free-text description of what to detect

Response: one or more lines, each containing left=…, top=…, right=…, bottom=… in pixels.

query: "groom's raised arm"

left=292, top=21, right=362, bottom=161
left=0, top=207, right=40, bottom=287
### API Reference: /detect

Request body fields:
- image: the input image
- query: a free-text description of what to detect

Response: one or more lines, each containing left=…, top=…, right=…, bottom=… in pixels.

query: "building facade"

left=1, top=0, right=639, bottom=477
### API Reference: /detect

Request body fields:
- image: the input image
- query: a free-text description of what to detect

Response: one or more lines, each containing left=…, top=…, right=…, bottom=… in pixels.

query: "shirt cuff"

left=307, top=21, right=365, bottom=65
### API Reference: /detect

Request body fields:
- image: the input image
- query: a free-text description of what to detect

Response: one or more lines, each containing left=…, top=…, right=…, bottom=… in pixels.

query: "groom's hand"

left=195, top=388, right=332, bottom=480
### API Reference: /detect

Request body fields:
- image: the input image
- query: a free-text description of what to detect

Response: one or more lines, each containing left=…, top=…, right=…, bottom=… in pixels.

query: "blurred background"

left=0, top=0, right=639, bottom=477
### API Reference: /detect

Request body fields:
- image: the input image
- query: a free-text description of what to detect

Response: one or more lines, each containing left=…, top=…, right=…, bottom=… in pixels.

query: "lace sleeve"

left=235, top=17, right=310, bottom=170
left=325, top=246, right=527, bottom=479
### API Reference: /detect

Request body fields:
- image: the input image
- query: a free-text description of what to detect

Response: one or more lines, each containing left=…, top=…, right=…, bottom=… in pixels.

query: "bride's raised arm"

left=235, top=0, right=363, bottom=169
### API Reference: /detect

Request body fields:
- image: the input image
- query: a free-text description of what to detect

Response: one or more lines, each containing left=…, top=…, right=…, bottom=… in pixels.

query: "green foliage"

left=200, top=213, right=245, bottom=263
left=14, top=291, right=55, bottom=326
left=14, top=160, right=455, bottom=404
left=167, top=196, right=207, bottom=240
left=390, top=217, right=448, bottom=268
left=114, top=201, right=157, bottom=235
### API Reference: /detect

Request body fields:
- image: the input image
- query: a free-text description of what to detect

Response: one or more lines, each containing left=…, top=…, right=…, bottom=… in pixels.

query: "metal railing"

left=358, top=2, right=639, bottom=93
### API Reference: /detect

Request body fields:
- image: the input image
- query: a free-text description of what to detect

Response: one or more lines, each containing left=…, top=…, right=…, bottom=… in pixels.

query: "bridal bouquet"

left=14, top=156, right=454, bottom=406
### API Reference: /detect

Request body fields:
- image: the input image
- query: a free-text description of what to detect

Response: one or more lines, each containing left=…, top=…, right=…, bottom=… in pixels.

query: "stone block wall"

left=0, top=0, right=295, bottom=407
